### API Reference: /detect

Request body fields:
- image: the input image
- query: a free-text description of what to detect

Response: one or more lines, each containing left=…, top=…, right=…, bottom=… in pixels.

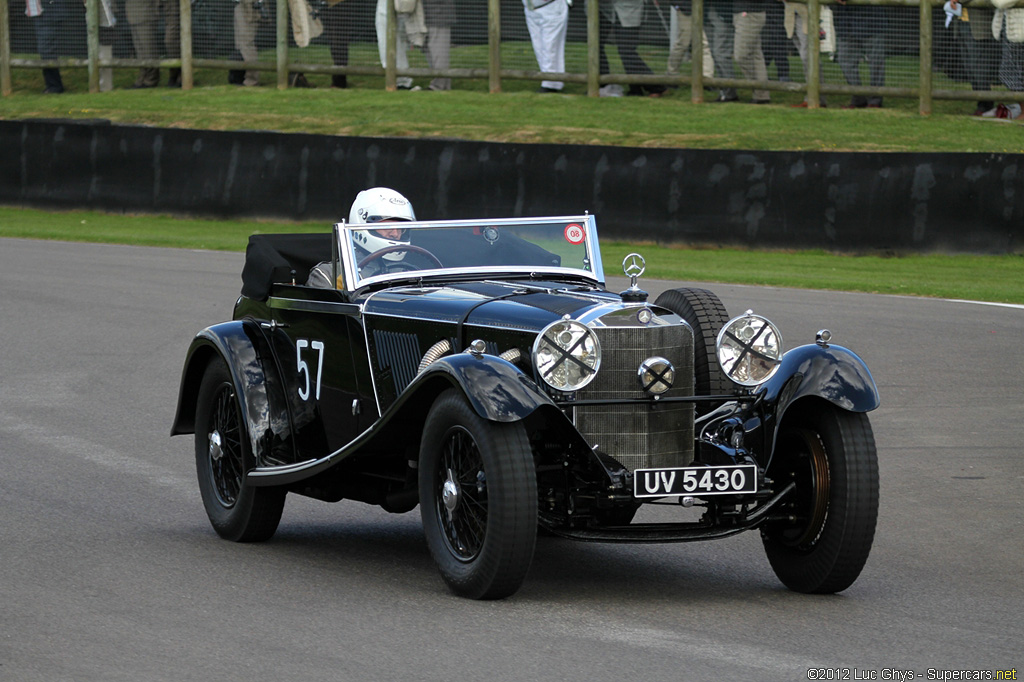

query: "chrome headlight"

left=716, top=312, right=783, bottom=387
left=532, top=319, right=601, bottom=392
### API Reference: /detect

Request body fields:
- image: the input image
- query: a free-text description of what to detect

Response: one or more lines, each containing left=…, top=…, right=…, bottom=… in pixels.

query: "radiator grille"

left=574, top=325, right=695, bottom=471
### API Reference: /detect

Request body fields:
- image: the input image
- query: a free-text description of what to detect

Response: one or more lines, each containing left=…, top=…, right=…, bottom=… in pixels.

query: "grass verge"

left=3, top=205, right=1022, bottom=304
left=4, top=45, right=1024, bottom=153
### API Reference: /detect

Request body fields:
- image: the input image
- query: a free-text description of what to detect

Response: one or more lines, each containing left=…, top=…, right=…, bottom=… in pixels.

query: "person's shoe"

left=289, top=73, right=314, bottom=88
left=167, top=68, right=182, bottom=88
left=396, top=84, right=421, bottom=91
left=791, top=101, right=808, bottom=108
left=715, top=93, right=738, bottom=102
left=537, top=86, right=560, bottom=93
left=331, top=75, right=348, bottom=89
left=867, top=103, right=883, bottom=108
left=43, top=86, right=64, bottom=94
left=599, top=84, right=624, bottom=97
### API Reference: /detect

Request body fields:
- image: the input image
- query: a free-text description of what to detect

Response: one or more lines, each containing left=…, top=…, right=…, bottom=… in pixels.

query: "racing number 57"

left=296, top=339, right=325, bottom=401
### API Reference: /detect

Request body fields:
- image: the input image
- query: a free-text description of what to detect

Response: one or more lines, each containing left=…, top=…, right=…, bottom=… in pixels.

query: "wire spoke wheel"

left=209, top=383, right=245, bottom=507
left=420, top=389, right=537, bottom=600
left=436, top=426, right=488, bottom=561
left=195, top=357, right=285, bottom=543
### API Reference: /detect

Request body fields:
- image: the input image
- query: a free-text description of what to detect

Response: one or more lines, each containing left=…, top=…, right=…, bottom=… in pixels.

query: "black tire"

left=419, top=389, right=537, bottom=599
left=194, top=358, right=286, bottom=542
left=654, top=288, right=731, bottom=398
left=761, top=404, right=879, bottom=594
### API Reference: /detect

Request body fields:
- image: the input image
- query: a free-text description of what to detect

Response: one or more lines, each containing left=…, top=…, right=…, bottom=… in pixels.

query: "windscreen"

left=338, top=216, right=603, bottom=289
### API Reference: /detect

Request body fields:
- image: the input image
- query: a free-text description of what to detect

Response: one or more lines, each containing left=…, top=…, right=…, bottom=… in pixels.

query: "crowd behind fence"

left=2, top=0, right=1023, bottom=115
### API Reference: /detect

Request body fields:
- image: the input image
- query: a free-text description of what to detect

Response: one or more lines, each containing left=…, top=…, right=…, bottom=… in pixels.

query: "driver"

left=306, top=187, right=417, bottom=288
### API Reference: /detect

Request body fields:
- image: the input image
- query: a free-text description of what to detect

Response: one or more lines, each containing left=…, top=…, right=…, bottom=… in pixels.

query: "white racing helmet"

left=349, top=187, right=416, bottom=262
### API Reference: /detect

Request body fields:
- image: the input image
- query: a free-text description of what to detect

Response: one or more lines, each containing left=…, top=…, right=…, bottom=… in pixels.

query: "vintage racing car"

left=171, top=215, right=880, bottom=599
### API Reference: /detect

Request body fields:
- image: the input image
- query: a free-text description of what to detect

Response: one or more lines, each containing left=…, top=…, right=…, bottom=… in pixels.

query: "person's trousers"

left=667, top=7, right=714, bottom=78
left=837, top=31, right=885, bottom=106
left=793, top=19, right=826, bottom=105
left=425, top=26, right=452, bottom=90
left=375, top=0, right=413, bottom=88
left=733, top=10, right=769, bottom=101
left=706, top=5, right=735, bottom=99
left=126, top=0, right=179, bottom=86
left=32, top=12, right=64, bottom=91
left=323, top=1, right=357, bottom=87
left=524, top=0, right=568, bottom=90
left=234, top=0, right=262, bottom=86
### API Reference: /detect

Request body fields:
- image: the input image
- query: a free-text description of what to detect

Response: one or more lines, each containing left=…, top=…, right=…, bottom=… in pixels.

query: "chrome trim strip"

left=268, top=297, right=361, bottom=315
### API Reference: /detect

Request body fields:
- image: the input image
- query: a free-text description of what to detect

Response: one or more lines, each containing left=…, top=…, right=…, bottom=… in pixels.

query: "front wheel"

left=761, top=403, right=879, bottom=594
left=194, top=358, right=285, bottom=542
left=419, top=389, right=537, bottom=599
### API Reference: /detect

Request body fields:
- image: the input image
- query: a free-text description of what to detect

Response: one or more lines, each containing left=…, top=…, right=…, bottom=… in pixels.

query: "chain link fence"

left=2, top=0, right=1023, bottom=113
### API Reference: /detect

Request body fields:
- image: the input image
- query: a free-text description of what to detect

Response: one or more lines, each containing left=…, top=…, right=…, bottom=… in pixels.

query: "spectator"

left=375, top=0, right=424, bottom=90
left=834, top=0, right=886, bottom=108
left=784, top=0, right=827, bottom=106
left=321, top=0, right=359, bottom=89
left=423, top=0, right=456, bottom=91
left=666, top=0, right=715, bottom=82
left=705, top=0, right=737, bottom=101
left=598, top=0, right=667, bottom=97
left=992, top=0, right=1024, bottom=119
left=524, top=0, right=569, bottom=93
left=230, top=0, right=265, bottom=86
left=943, top=0, right=999, bottom=114
left=733, top=0, right=770, bottom=103
left=762, top=0, right=790, bottom=82
left=25, top=0, right=71, bottom=93
left=963, top=1, right=1000, bottom=114
left=126, top=0, right=181, bottom=88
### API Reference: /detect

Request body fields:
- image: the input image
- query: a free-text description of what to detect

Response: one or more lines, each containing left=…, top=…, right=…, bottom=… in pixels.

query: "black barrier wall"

left=1, top=119, right=1020, bottom=253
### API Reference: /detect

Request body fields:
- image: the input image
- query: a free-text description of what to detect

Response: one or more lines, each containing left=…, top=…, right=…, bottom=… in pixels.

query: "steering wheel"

left=358, top=245, right=444, bottom=270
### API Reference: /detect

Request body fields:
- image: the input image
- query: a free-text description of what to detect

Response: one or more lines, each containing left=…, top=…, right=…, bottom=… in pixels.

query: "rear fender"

left=169, top=320, right=295, bottom=465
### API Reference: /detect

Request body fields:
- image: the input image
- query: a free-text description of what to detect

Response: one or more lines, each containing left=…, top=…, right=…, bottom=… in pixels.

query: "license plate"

left=633, top=464, right=758, bottom=498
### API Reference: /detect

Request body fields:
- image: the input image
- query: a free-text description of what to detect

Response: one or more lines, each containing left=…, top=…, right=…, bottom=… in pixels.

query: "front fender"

left=410, top=351, right=555, bottom=422
left=758, top=343, right=880, bottom=417
left=169, top=320, right=295, bottom=466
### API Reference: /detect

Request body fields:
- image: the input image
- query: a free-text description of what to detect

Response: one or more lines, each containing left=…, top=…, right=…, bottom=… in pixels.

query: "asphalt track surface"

left=1, top=237, right=1021, bottom=681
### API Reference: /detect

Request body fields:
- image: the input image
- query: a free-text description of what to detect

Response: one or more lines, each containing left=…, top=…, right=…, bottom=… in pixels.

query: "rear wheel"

left=419, top=389, right=537, bottom=599
left=194, top=358, right=285, bottom=542
left=761, top=403, right=879, bottom=593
